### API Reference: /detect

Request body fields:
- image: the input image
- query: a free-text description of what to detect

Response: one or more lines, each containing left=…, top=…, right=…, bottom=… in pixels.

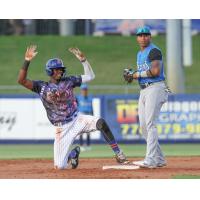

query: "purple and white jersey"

left=32, top=76, right=82, bottom=125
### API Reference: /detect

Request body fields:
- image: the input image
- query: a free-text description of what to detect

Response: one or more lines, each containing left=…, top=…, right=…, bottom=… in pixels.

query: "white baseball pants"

left=54, top=113, right=99, bottom=169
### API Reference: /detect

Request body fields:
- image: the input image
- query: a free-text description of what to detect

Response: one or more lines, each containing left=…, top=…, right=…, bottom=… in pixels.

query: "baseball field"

left=0, top=143, right=199, bottom=179
left=0, top=35, right=200, bottom=179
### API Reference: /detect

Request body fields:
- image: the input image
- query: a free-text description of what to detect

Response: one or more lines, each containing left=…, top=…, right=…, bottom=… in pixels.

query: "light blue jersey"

left=136, top=43, right=165, bottom=85
left=77, top=95, right=93, bottom=115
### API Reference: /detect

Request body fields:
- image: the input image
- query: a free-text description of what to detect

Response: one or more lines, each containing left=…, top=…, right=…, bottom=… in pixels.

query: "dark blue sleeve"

left=32, top=80, right=44, bottom=94
left=148, top=48, right=162, bottom=61
left=69, top=75, right=82, bottom=88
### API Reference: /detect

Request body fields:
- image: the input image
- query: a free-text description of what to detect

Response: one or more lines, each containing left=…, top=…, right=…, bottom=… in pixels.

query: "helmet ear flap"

left=46, top=68, right=53, bottom=76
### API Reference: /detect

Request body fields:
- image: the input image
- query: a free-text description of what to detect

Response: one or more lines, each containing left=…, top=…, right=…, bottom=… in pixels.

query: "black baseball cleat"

left=68, top=146, right=81, bottom=169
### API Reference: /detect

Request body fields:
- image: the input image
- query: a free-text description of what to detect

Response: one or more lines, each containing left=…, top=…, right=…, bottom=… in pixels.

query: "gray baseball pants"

left=138, top=81, right=168, bottom=166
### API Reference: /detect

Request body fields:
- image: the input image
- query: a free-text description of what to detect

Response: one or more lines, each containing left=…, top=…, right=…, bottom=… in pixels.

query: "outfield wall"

left=0, top=94, right=200, bottom=143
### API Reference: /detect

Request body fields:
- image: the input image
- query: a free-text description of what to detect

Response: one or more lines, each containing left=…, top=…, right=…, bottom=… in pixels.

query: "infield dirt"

left=0, top=157, right=199, bottom=179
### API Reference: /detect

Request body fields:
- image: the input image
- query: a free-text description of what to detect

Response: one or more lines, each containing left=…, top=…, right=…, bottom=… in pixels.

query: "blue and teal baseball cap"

left=136, top=26, right=151, bottom=35
left=80, top=83, right=88, bottom=90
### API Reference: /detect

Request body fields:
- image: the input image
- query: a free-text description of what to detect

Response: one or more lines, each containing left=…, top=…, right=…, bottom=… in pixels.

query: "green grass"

left=0, top=144, right=199, bottom=159
left=173, top=175, right=200, bottom=179
left=0, top=35, right=199, bottom=94
left=0, top=144, right=53, bottom=159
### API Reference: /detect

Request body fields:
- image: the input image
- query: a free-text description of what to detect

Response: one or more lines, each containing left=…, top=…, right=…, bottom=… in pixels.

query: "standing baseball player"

left=124, top=26, right=169, bottom=168
left=77, top=83, right=93, bottom=151
left=18, top=45, right=128, bottom=170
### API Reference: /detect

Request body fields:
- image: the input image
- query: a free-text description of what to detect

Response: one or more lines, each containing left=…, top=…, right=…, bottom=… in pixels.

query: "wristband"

left=22, top=60, right=30, bottom=70
left=139, top=71, right=148, bottom=78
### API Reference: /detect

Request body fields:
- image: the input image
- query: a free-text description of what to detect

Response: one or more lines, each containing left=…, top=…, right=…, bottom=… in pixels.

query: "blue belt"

left=53, top=111, right=78, bottom=126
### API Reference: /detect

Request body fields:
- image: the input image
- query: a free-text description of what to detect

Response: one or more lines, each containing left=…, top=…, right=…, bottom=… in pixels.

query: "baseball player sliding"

left=124, top=26, right=169, bottom=168
left=18, top=45, right=128, bottom=170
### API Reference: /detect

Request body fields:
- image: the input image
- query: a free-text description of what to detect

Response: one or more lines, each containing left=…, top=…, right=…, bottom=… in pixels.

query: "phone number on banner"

left=120, top=123, right=200, bottom=136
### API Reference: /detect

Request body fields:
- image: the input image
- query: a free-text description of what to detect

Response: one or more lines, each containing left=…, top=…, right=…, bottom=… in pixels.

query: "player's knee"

left=96, top=118, right=106, bottom=130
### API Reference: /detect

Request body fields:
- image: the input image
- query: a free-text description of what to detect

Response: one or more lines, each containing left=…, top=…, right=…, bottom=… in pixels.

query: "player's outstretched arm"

left=17, top=45, right=38, bottom=90
left=68, top=47, right=95, bottom=83
left=80, top=60, right=95, bottom=83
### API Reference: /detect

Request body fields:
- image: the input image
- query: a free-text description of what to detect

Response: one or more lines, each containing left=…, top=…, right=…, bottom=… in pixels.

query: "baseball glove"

left=123, top=68, right=135, bottom=83
left=68, top=47, right=86, bottom=62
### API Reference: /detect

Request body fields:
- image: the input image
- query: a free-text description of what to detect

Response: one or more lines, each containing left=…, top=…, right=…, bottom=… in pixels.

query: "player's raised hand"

left=68, top=47, right=86, bottom=62
left=25, top=45, right=38, bottom=61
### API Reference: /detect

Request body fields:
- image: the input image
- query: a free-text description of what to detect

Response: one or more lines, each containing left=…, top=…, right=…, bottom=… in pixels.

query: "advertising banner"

left=1, top=94, right=200, bottom=142
left=0, top=96, right=101, bottom=141
left=102, top=94, right=200, bottom=141
left=0, top=97, right=54, bottom=139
